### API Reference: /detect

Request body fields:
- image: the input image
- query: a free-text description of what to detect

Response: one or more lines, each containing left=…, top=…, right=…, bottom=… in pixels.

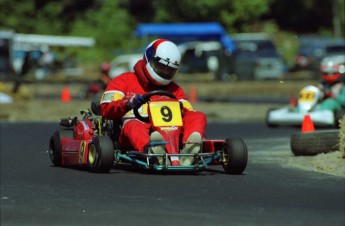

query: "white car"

left=178, top=41, right=222, bottom=74
left=109, top=53, right=142, bottom=78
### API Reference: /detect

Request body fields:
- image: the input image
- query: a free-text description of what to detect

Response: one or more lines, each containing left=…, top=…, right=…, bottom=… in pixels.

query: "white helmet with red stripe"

left=144, top=39, right=181, bottom=85
left=320, top=55, right=345, bottom=84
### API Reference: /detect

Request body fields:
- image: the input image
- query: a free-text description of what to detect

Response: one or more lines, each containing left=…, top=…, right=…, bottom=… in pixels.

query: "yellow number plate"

left=299, top=91, right=316, bottom=102
left=149, top=101, right=182, bottom=127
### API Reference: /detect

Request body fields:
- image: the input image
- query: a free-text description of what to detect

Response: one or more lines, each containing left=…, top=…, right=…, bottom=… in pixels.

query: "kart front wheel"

left=88, top=136, right=114, bottom=173
left=49, top=129, right=73, bottom=166
left=222, top=138, right=248, bottom=175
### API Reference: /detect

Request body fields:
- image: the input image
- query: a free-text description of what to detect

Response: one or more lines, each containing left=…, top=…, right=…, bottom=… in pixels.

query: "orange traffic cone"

left=61, top=85, right=72, bottom=103
left=189, top=85, right=198, bottom=103
left=301, top=114, right=315, bottom=132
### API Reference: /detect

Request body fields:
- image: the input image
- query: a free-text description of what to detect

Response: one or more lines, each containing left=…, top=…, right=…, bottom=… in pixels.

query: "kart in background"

left=266, top=85, right=344, bottom=128
left=49, top=90, right=248, bottom=174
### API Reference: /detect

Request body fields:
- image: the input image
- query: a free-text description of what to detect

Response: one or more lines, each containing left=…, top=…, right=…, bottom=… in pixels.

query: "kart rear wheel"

left=49, top=129, right=73, bottom=166
left=222, top=138, right=248, bottom=175
left=88, top=136, right=114, bottom=173
left=290, top=130, right=339, bottom=156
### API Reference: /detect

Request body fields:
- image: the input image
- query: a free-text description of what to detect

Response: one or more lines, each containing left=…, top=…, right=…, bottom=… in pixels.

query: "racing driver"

left=318, top=55, right=345, bottom=111
left=100, top=39, right=207, bottom=166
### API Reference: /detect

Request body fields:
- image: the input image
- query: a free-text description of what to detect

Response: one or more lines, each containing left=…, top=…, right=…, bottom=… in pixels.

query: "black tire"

left=290, top=130, right=339, bottom=156
left=334, top=109, right=345, bottom=128
left=49, top=129, right=73, bottom=166
left=88, top=136, right=114, bottom=173
left=222, top=137, right=248, bottom=175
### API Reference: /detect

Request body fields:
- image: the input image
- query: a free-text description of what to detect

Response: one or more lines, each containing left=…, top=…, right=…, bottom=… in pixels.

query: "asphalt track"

left=1, top=122, right=344, bottom=226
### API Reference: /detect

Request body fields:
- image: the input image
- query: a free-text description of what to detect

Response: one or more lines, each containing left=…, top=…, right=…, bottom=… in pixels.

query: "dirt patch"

left=285, top=151, right=345, bottom=177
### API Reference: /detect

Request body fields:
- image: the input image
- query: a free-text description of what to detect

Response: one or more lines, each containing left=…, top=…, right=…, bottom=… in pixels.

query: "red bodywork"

left=61, top=119, right=94, bottom=166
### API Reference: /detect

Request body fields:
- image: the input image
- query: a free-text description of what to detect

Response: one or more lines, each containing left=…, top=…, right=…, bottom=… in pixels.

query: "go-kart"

left=49, top=90, right=248, bottom=174
left=266, top=85, right=344, bottom=128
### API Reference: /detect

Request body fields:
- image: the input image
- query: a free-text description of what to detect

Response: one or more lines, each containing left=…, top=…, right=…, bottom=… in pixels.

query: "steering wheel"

left=133, top=90, right=177, bottom=123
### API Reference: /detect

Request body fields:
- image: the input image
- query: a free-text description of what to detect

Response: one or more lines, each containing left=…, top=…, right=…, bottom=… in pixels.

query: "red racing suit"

left=100, top=59, right=207, bottom=152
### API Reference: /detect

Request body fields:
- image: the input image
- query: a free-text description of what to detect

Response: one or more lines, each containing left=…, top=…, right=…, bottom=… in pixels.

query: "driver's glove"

left=127, top=94, right=145, bottom=110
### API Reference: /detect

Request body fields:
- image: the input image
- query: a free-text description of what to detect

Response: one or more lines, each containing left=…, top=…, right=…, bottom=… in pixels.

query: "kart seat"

left=91, top=101, right=102, bottom=116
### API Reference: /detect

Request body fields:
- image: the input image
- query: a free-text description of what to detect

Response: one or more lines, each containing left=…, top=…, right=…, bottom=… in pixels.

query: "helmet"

left=320, top=55, right=345, bottom=84
left=100, top=62, right=111, bottom=74
left=100, top=62, right=111, bottom=73
left=144, top=39, right=181, bottom=85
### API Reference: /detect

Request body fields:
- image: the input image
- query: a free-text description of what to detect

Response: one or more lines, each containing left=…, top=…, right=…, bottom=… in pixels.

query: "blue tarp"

left=134, top=22, right=235, bottom=52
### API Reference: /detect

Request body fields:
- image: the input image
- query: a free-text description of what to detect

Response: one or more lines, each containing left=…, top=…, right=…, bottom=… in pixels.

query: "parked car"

left=177, top=41, right=234, bottom=81
left=178, top=41, right=222, bottom=73
left=109, top=53, right=142, bottom=78
left=293, top=35, right=345, bottom=78
left=231, top=33, right=286, bottom=80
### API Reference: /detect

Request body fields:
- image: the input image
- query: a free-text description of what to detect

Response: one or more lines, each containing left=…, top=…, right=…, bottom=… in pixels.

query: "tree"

left=268, top=0, right=342, bottom=35
left=0, top=0, right=38, bottom=33
left=1, top=0, right=343, bottom=64
left=70, top=0, right=135, bottom=60
left=151, top=0, right=273, bottom=33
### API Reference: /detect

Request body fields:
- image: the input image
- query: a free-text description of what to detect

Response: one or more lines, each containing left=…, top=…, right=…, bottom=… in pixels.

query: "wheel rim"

left=88, top=144, right=97, bottom=165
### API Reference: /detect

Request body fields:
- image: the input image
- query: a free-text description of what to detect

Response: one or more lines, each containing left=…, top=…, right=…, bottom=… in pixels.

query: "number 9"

left=161, top=106, right=172, bottom=122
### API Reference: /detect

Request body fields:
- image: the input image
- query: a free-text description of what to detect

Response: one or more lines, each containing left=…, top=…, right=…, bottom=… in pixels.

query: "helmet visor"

left=150, top=57, right=178, bottom=80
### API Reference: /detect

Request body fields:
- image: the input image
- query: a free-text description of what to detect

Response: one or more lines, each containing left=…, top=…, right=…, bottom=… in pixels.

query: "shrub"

left=339, top=115, right=345, bottom=158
